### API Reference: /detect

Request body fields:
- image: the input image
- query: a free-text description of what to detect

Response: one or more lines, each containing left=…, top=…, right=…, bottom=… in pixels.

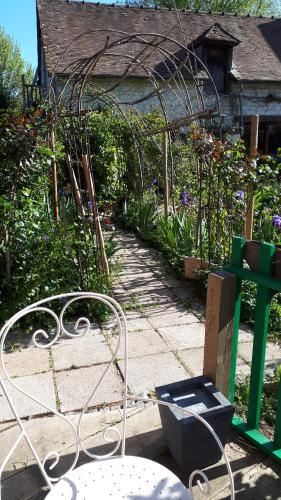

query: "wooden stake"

left=61, top=194, right=67, bottom=237
left=245, top=115, right=259, bottom=240
left=50, top=129, right=59, bottom=221
left=66, top=155, right=86, bottom=218
left=203, top=270, right=237, bottom=397
left=81, top=154, right=109, bottom=276
left=5, top=229, right=11, bottom=285
left=162, top=131, right=169, bottom=219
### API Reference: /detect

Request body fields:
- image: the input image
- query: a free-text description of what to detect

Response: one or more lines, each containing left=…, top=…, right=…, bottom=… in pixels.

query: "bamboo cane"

left=245, top=115, right=259, bottom=240
left=81, top=154, right=109, bottom=276
left=50, top=128, right=59, bottom=221
left=66, top=154, right=86, bottom=217
left=162, top=130, right=169, bottom=219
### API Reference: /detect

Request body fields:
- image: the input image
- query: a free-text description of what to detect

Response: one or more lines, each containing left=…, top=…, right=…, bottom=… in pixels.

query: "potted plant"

left=156, top=376, right=234, bottom=473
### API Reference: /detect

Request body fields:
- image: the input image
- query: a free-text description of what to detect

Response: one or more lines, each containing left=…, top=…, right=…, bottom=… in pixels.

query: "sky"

left=0, top=0, right=38, bottom=68
left=0, top=0, right=111, bottom=69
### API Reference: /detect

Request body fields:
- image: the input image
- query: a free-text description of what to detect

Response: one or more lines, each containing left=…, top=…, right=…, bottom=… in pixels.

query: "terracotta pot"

left=244, top=240, right=261, bottom=272
left=273, top=246, right=281, bottom=281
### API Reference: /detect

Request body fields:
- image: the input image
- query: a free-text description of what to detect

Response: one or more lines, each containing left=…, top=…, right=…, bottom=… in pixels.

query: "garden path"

left=1, top=230, right=281, bottom=422
left=2, top=231, right=281, bottom=499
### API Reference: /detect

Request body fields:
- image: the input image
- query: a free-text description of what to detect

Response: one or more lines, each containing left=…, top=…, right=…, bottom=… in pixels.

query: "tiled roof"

left=37, top=0, right=281, bottom=82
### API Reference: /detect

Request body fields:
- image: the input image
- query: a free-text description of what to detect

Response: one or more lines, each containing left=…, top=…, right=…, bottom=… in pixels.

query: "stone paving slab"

left=133, top=287, right=174, bottom=306
left=55, top=364, right=123, bottom=412
left=0, top=372, right=56, bottom=422
left=211, top=455, right=281, bottom=499
left=177, top=347, right=204, bottom=376
left=158, top=323, right=206, bottom=350
left=118, top=352, right=187, bottom=394
left=51, top=333, right=112, bottom=371
left=238, top=325, right=254, bottom=343
left=102, top=311, right=152, bottom=333
left=238, top=342, right=281, bottom=364
left=147, top=304, right=200, bottom=329
left=2, top=345, right=50, bottom=378
left=109, top=328, right=171, bottom=359
left=236, top=357, right=251, bottom=377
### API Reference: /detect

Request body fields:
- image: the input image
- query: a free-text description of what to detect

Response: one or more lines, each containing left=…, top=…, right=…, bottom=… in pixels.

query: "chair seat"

left=45, top=455, right=191, bottom=499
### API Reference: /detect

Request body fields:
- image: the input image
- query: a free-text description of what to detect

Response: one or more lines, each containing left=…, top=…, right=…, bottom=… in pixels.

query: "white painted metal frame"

left=0, top=293, right=235, bottom=499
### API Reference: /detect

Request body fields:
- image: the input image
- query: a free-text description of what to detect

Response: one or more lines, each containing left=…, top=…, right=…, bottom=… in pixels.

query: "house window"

left=205, top=45, right=228, bottom=93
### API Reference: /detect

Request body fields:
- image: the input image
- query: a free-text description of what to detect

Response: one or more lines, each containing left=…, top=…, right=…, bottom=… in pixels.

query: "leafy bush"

left=0, top=109, right=116, bottom=324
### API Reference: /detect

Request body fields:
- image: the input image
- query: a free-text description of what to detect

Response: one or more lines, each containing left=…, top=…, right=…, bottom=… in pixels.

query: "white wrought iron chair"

left=0, top=293, right=235, bottom=499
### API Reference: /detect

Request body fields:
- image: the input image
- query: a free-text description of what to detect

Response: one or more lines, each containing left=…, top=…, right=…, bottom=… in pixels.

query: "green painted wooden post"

left=228, top=236, right=245, bottom=402
left=223, top=237, right=281, bottom=463
left=274, top=381, right=281, bottom=450
left=247, top=242, right=275, bottom=430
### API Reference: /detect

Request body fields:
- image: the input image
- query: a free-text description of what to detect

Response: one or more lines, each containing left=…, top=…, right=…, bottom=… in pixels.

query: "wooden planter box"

left=245, top=241, right=281, bottom=279
left=156, top=376, right=234, bottom=473
left=184, top=256, right=209, bottom=280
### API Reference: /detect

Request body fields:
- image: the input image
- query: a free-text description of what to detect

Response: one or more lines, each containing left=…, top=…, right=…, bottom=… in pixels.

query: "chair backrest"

left=0, top=292, right=235, bottom=499
left=0, top=292, right=128, bottom=492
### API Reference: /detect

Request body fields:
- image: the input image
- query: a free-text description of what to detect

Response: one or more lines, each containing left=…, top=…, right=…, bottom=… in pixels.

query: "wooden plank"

left=203, top=270, right=237, bottom=397
left=184, top=256, right=209, bottom=279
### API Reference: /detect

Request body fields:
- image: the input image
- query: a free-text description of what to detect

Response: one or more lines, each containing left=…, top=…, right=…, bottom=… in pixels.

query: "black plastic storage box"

left=155, top=376, right=234, bottom=473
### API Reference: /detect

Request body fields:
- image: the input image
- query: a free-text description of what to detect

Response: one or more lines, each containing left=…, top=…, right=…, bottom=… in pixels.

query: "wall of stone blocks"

left=53, top=75, right=281, bottom=131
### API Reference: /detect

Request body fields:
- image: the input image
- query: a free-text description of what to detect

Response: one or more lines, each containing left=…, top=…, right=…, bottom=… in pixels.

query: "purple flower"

left=272, top=215, right=281, bottom=228
left=147, top=178, right=158, bottom=189
left=235, top=190, right=245, bottom=201
left=180, top=191, right=194, bottom=207
left=43, top=235, right=49, bottom=241
left=88, top=200, right=93, bottom=210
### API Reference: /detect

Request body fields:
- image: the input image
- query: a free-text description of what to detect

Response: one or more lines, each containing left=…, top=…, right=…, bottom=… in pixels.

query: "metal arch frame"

left=47, top=29, right=220, bottom=120
left=0, top=292, right=234, bottom=499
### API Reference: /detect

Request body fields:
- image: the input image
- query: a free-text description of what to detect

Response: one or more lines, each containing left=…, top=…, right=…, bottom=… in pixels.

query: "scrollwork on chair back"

left=0, top=292, right=128, bottom=494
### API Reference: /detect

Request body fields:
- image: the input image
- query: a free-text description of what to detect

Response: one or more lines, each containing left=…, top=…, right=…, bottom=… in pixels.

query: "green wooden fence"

left=224, top=236, right=281, bottom=463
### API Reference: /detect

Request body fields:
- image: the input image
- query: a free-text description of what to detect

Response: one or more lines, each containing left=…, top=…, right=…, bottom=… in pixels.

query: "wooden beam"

left=245, top=115, right=259, bottom=240
left=203, top=270, right=237, bottom=397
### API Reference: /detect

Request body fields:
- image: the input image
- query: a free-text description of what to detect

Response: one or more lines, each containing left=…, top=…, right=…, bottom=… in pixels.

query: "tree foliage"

left=126, top=0, right=279, bottom=15
left=0, top=27, right=33, bottom=111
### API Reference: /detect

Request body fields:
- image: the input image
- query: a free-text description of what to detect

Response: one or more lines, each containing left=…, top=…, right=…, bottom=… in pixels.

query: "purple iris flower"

left=43, top=235, right=49, bottom=241
left=235, top=190, right=245, bottom=201
left=180, top=191, right=188, bottom=206
left=180, top=191, right=195, bottom=207
left=272, top=215, right=281, bottom=228
left=88, top=200, right=93, bottom=210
